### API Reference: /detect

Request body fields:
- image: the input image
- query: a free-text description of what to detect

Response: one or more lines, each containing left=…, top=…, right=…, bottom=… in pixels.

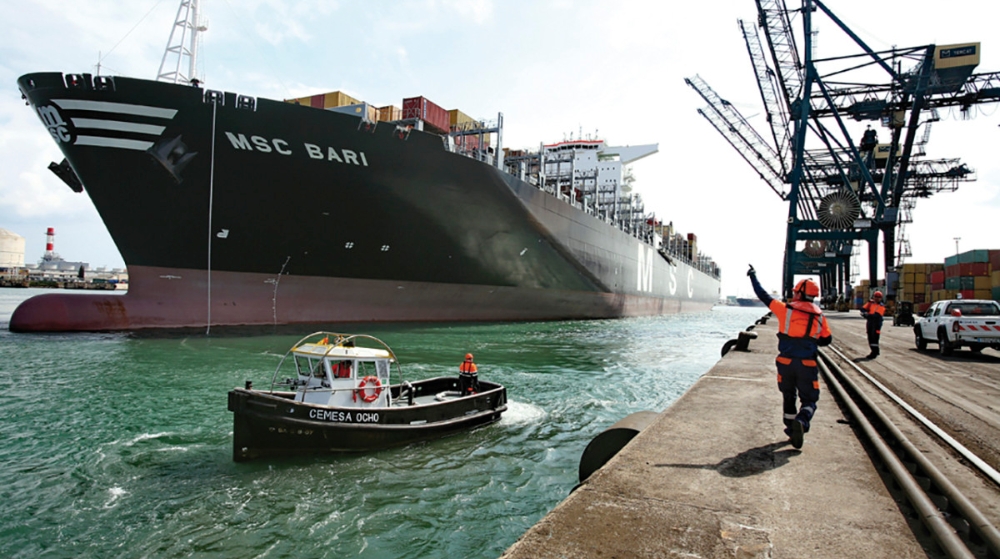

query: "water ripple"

left=0, top=295, right=766, bottom=558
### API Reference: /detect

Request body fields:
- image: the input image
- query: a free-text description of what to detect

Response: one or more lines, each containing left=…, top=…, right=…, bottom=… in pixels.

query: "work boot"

left=790, top=420, right=804, bottom=449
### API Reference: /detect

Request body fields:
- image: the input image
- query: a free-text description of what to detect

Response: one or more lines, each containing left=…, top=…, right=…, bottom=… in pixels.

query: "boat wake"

left=500, top=400, right=546, bottom=425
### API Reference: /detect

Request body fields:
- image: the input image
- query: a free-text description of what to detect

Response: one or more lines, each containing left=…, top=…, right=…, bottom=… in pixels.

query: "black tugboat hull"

left=228, top=377, right=507, bottom=461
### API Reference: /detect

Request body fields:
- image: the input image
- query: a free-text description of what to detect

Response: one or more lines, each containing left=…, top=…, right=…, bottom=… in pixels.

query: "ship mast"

left=156, top=0, right=205, bottom=84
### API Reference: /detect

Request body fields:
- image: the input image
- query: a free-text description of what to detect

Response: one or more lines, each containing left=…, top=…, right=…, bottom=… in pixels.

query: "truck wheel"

left=914, top=328, right=927, bottom=351
left=938, top=330, right=954, bottom=356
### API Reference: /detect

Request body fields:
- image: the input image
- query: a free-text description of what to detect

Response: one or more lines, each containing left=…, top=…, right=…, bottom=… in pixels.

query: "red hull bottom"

left=9, top=266, right=715, bottom=332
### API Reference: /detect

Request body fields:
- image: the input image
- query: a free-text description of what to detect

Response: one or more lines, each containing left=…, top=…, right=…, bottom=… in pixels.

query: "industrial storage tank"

left=0, top=228, right=26, bottom=269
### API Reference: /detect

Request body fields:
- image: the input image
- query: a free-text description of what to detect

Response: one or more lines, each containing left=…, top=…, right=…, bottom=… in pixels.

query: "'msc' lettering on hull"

left=224, top=132, right=368, bottom=166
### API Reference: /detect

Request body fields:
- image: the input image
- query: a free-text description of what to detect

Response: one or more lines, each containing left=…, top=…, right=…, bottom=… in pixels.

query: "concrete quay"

left=500, top=313, right=938, bottom=559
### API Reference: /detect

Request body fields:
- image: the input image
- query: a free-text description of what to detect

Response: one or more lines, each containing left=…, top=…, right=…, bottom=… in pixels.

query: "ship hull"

left=12, top=72, right=720, bottom=332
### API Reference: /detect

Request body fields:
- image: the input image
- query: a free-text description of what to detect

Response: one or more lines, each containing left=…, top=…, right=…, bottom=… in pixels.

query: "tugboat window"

left=311, top=359, right=325, bottom=377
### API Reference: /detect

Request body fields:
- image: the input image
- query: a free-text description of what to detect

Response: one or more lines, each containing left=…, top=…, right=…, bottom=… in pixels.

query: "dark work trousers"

left=866, top=317, right=882, bottom=357
left=459, top=372, right=479, bottom=394
left=776, top=356, right=820, bottom=432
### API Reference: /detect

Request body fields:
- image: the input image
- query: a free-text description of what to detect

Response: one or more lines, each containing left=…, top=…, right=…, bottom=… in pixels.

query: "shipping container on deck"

left=402, top=96, right=449, bottom=134
left=285, top=90, right=361, bottom=109
left=993, top=286, right=1000, bottom=301
left=946, top=254, right=960, bottom=267
left=448, top=109, right=479, bottom=129
left=930, top=270, right=945, bottom=284
left=377, top=105, right=401, bottom=122
left=454, top=135, right=481, bottom=150
left=945, top=264, right=962, bottom=278
left=327, top=102, right=377, bottom=122
left=991, top=250, right=1000, bottom=272
left=992, top=270, right=1000, bottom=287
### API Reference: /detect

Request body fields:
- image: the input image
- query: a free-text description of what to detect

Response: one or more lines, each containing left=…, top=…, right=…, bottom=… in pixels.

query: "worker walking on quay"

left=748, top=265, right=832, bottom=449
left=459, top=353, right=480, bottom=395
left=860, top=291, right=885, bottom=359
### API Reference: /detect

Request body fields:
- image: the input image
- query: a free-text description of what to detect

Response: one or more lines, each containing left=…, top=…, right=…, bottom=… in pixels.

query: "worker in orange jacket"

left=749, top=265, right=832, bottom=449
left=861, top=291, right=885, bottom=359
left=458, top=353, right=479, bottom=395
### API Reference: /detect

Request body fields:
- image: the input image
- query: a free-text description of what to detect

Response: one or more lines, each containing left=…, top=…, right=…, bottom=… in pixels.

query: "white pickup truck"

left=914, top=299, right=1000, bottom=355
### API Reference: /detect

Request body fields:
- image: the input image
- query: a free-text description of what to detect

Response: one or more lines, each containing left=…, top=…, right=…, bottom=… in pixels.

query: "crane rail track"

left=819, top=346, right=1000, bottom=559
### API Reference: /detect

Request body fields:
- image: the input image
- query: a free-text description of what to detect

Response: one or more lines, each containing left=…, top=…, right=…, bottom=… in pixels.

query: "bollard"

left=721, top=329, right=758, bottom=356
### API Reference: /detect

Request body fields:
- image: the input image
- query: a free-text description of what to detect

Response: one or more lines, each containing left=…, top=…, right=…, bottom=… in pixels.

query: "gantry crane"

left=687, top=0, right=1000, bottom=301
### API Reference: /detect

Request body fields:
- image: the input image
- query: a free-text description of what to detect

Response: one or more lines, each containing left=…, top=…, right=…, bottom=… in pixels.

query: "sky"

left=1, top=0, right=997, bottom=298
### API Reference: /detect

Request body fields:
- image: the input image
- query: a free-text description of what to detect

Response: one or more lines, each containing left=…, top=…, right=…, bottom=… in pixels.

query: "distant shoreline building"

left=1, top=226, right=127, bottom=286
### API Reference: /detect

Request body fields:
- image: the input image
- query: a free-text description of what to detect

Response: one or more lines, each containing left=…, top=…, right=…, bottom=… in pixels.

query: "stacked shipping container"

left=897, top=262, right=945, bottom=313
left=402, top=97, right=449, bottom=134
left=893, top=249, right=1000, bottom=313
left=285, top=93, right=483, bottom=146
left=285, top=91, right=360, bottom=109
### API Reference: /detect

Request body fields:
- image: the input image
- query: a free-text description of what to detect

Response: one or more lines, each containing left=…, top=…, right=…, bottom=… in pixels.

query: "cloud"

left=440, top=0, right=493, bottom=24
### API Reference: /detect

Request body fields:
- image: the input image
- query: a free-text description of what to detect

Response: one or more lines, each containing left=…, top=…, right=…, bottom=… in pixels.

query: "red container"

left=402, top=96, right=449, bottom=134
left=916, top=302, right=931, bottom=313
left=960, top=289, right=976, bottom=300
left=454, top=135, right=480, bottom=150
left=960, top=262, right=989, bottom=277
left=945, top=264, right=962, bottom=278
left=930, top=282, right=944, bottom=291
left=990, top=249, right=1000, bottom=271
left=913, top=293, right=926, bottom=303
left=310, top=94, right=324, bottom=108
left=929, top=270, right=945, bottom=283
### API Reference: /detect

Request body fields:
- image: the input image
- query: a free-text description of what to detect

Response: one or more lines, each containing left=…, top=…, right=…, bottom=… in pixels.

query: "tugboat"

left=227, top=332, right=507, bottom=461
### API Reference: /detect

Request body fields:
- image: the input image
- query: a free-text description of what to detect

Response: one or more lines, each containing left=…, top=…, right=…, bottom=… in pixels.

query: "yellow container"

left=991, top=270, right=1000, bottom=287
left=448, top=109, right=475, bottom=126
left=903, top=272, right=915, bottom=284
left=323, top=91, right=360, bottom=108
left=975, top=289, right=993, bottom=300
left=975, top=276, right=992, bottom=290
left=378, top=105, right=401, bottom=122
left=914, top=273, right=926, bottom=284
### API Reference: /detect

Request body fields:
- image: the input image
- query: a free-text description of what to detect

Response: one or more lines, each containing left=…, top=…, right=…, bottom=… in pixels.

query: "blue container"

left=945, top=277, right=961, bottom=290
left=960, top=276, right=976, bottom=290
left=993, top=286, right=1000, bottom=302
left=945, top=254, right=960, bottom=267
left=958, top=249, right=990, bottom=264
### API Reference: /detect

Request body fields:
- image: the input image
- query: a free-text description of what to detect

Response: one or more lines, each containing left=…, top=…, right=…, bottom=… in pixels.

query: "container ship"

left=11, top=72, right=720, bottom=332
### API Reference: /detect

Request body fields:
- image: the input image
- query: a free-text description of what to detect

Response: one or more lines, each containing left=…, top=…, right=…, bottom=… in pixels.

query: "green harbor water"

left=0, top=288, right=765, bottom=558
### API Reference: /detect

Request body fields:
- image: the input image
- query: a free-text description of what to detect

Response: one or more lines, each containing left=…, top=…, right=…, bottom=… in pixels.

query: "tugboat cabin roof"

left=292, top=343, right=392, bottom=360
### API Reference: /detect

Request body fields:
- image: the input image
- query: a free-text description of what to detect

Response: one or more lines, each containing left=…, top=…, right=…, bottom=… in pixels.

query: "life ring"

left=354, top=375, right=382, bottom=403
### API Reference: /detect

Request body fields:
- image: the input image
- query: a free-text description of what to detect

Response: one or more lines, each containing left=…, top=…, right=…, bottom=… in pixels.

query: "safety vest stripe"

left=782, top=306, right=822, bottom=340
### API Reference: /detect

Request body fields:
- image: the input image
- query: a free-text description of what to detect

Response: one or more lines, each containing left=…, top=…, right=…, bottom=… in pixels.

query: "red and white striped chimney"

left=45, top=227, right=55, bottom=258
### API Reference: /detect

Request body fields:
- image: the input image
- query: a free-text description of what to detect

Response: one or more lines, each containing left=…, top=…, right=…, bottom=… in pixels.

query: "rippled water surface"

left=0, top=288, right=764, bottom=558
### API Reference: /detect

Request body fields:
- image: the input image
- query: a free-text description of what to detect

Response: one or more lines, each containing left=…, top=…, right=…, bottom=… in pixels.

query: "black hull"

left=228, top=377, right=507, bottom=461
left=13, top=72, right=721, bottom=331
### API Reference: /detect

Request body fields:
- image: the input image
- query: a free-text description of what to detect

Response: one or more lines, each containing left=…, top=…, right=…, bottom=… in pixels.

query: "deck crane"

left=687, top=0, right=1000, bottom=303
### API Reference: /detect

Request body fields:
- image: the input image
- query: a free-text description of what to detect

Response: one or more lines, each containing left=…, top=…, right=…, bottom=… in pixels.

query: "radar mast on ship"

left=157, top=0, right=206, bottom=84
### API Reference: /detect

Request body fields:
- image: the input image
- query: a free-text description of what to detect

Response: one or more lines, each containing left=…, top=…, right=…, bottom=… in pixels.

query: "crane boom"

left=685, top=75, right=787, bottom=199
left=740, top=18, right=791, bottom=175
